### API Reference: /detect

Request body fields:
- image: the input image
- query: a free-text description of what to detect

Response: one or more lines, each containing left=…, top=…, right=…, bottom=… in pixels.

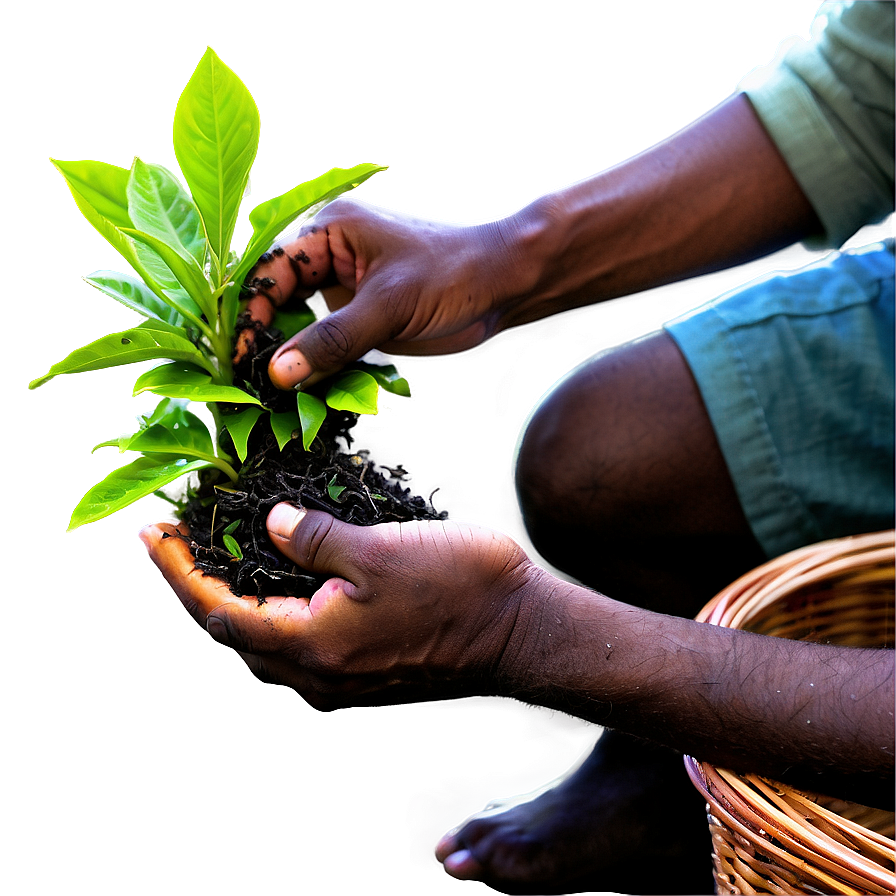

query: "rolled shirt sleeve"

left=741, top=0, right=894, bottom=248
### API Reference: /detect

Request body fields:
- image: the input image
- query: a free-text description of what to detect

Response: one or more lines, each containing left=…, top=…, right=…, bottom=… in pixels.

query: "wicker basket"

left=683, top=530, right=895, bottom=895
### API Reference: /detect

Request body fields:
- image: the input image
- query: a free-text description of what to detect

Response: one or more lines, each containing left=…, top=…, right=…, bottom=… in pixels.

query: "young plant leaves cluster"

left=31, top=48, right=404, bottom=531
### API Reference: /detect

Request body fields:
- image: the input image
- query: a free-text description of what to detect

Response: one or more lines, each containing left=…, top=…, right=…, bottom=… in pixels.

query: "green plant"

left=30, top=48, right=404, bottom=530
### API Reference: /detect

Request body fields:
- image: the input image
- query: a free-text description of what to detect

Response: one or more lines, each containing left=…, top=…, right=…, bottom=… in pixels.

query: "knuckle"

left=252, top=663, right=280, bottom=684
left=301, top=676, right=342, bottom=712
left=294, top=512, right=337, bottom=570
left=306, top=317, right=352, bottom=367
left=320, top=197, right=361, bottom=223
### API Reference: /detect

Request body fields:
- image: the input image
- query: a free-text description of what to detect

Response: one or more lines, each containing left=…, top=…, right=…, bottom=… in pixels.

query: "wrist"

left=467, top=197, right=564, bottom=329
left=492, top=563, right=605, bottom=702
left=485, top=182, right=630, bottom=333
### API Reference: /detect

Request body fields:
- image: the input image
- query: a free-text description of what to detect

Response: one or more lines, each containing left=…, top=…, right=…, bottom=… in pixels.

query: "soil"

left=179, top=317, right=447, bottom=601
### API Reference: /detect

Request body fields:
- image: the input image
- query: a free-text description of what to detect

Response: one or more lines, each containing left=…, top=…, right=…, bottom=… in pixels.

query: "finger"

left=139, top=523, right=241, bottom=627
left=205, top=592, right=315, bottom=654
left=233, top=293, right=275, bottom=363
left=246, top=227, right=334, bottom=306
left=214, top=572, right=366, bottom=653
left=268, top=281, right=402, bottom=389
left=266, top=503, right=374, bottom=586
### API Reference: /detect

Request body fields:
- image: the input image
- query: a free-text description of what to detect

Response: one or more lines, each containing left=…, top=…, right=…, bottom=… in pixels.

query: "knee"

left=515, top=387, right=582, bottom=534
left=514, top=358, right=620, bottom=566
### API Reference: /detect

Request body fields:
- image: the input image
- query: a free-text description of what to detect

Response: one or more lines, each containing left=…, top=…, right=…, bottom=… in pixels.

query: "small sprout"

left=327, top=474, right=347, bottom=502
left=223, top=534, right=243, bottom=560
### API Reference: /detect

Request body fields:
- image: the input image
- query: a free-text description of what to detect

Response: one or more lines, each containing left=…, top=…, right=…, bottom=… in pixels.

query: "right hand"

left=239, top=199, right=534, bottom=389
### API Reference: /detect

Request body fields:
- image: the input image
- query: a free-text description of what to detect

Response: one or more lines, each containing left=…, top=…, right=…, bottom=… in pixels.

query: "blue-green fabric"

left=665, top=243, right=894, bottom=559
left=741, top=1, right=894, bottom=248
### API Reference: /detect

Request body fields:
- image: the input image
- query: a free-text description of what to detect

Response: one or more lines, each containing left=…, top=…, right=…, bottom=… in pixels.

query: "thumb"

left=266, top=503, right=370, bottom=584
left=268, top=285, right=398, bottom=390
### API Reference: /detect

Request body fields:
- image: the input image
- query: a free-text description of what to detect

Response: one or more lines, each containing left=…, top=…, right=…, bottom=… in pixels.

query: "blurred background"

left=5, top=1, right=890, bottom=894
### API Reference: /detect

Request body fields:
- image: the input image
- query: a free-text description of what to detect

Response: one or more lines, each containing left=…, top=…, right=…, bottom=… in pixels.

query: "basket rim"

left=685, top=530, right=895, bottom=892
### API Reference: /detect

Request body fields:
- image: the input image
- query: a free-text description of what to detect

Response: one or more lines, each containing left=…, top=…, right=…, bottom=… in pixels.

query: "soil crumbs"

left=179, top=319, right=447, bottom=601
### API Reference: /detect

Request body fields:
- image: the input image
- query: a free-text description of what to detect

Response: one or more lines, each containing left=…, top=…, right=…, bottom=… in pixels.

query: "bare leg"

left=437, top=331, right=765, bottom=894
left=516, top=330, right=764, bottom=617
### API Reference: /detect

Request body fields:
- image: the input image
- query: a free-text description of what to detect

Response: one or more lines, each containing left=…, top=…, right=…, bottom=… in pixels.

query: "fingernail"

left=267, top=503, right=306, bottom=541
left=138, top=526, right=153, bottom=551
left=269, top=348, right=311, bottom=390
left=206, top=615, right=229, bottom=645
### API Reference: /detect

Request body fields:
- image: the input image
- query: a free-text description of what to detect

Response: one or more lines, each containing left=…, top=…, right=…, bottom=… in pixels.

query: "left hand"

left=140, top=505, right=539, bottom=710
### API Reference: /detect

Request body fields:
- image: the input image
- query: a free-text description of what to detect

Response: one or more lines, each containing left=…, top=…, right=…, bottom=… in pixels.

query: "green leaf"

left=97, top=398, right=216, bottom=459
left=325, top=370, right=379, bottom=415
left=272, top=304, right=316, bottom=341
left=132, top=362, right=210, bottom=392
left=130, top=242, right=206, bottom=326
left=121, top=227, right=213, bottom=316
left=148, top=383, right=262, bottom=407
left=233, top=163, right=386, bottom=287
left=174, top=47, right=259, bottom=271
left=269, top=410, right=300, bottom=450
left=51, top=158, right=145, bottom=272
left=29, top=320, right=214, bottom=389
left=91, top=438, right=120, bottom=452
left=222, top=533, right=243, bottom=559
left=297, top=392, right=327, bottom=450
left=353, top=359, right=411, bottom=397
left=52, top=159, right=203, bottom=326
left=327, top=474, right=346, bottom=502
left=223, top=519, right=240, bottom=535
left=127, top=159, right=206, bottom=267
left=222, top=405, right=266, bottom=462
left=68, top=456, right=213, bottom=529
left=85, top=270, right=184, bottom=325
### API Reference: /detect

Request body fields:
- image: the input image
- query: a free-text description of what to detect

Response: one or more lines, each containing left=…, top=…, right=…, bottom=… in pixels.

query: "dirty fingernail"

left=267, top=503, right=306, bottom=541
left=269, top=348, right=310, bottom=390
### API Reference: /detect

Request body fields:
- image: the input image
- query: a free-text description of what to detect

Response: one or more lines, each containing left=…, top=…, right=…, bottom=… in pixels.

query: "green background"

left=6, top=3, right=887, bottom=896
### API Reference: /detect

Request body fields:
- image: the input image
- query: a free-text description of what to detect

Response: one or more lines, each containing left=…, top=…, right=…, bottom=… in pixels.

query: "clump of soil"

left=179, top=318, right=447, bottom=600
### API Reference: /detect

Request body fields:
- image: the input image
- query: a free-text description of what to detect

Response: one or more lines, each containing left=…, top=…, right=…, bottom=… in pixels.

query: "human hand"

left=140, top=505, right=540, bottom=709
left=237, top=200, right=537, bottom=390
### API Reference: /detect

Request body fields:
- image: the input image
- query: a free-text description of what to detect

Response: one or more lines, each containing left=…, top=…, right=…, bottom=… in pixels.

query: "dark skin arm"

left=141, top=510, right=894, bottom=809
left=239, top=93, right=821, bottom=389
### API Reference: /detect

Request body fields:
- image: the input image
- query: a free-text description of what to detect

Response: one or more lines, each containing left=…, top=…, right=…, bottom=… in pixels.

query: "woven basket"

left=683, top=530, right=895, bottom=895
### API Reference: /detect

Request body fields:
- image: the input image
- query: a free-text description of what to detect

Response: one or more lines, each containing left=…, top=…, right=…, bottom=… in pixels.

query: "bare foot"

left=435, top=730, right=714, bottom=895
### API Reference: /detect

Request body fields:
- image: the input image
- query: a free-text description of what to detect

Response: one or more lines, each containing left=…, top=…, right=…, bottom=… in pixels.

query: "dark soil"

left=179, top=317, right=447, bottom=601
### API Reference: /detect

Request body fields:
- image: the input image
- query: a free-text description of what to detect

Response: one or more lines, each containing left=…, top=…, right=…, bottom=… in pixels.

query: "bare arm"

left=244, top=94, right=822, bottom=388
left=142, top=507, right=892, bottom=808
left=502, top=574, right=893, bottom=808
left=494, top=93, right=823, bottom=329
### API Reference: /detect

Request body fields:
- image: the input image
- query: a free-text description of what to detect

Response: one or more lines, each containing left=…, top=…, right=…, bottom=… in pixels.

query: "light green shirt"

left=742, top=0, right=894, bottom=247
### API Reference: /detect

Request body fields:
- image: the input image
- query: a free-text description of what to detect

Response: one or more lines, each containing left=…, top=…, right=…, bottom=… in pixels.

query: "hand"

left=237, top=200, right=537, bottom=389
left=140, top=504, right=539, bottom=709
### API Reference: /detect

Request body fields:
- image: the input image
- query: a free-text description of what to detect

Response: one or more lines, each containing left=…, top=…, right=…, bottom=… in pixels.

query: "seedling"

left=30, top=48, right=408, bottom=533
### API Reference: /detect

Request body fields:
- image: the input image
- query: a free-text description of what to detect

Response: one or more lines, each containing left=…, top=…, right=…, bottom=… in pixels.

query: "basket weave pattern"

left=683, top=531, right=895, bottom=894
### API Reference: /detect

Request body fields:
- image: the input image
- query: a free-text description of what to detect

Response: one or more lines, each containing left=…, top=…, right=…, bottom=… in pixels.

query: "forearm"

left=491, top=93, right=823, bottom=330
left=501, top=571, right=894, bottom=807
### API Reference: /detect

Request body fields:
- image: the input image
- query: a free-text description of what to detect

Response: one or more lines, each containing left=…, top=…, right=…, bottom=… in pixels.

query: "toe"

left=434, top=831, right=461, bottom=862
left=441, top=848, right=485, bottom=881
